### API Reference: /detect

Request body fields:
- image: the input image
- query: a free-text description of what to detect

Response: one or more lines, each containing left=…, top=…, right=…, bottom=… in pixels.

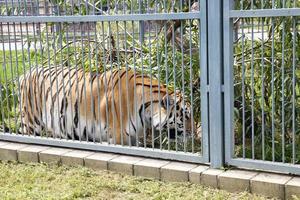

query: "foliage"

left=233, top=16, right=300, bottom=163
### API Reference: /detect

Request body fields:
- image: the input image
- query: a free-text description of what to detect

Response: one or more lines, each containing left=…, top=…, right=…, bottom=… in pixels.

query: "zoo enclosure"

left=0, top=0, right=300, bottom=175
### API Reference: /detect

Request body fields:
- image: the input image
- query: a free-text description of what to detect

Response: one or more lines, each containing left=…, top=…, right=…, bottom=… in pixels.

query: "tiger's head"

left=152, top=91, right=198, bottom=140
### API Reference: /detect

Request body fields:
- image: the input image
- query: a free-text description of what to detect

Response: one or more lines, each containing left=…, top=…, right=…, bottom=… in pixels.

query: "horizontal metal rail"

left=229, top=8, right=300, bottom=18
left=0, top=12, right=200, bottom=23
left=228, top=158, right=300, bottom=175
left=0, top=133, right=208, bottom=164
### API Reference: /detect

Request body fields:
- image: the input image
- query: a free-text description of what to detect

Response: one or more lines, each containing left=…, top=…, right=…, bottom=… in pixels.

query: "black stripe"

left=73, top=100, right=79, bottom=128
left=73, top=127, right=79, bottom=140
left=83, top=126, right=87, bottom=140
left=138, top=101, right=159, bottom=128
left=112, top=70, right=127, bottom=89
left=107, top=70, right=119, bottom=87
left=67, top=71, right=79, bottom=95
left=60, top=97, right=68, bottom=134
left=130, top=116, right=136, bottom=133
left=90, top=72, right=98, bottom=84
left=33, top=72, right=40, bottom=117
left=80, top=80, right=85, bottom=103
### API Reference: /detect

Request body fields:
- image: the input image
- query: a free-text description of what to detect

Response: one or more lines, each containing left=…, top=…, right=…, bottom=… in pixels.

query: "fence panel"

left=224, top=0, right=300, bottom=174
left=0, top=0, right=209, bottom=164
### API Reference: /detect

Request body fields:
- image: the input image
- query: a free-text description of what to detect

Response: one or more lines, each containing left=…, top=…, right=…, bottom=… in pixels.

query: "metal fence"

left=224, top=0, right=300, bottom=174
left=0, top=0, right=300, bottom=175
left=0, top=0, right=208, bottom=164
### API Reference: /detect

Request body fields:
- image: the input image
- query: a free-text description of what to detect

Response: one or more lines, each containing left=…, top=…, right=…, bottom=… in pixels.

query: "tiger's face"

left=159, top=91, right=197, bottom=139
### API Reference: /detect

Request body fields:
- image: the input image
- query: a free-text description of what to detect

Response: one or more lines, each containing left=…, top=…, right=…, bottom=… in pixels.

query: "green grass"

left=0, top=161, right=272, bottom=200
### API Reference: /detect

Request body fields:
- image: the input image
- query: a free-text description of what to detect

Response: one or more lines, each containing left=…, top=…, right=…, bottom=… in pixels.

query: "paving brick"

left=0, top=141, right=11, bottom=147
left=201, top=169, right=224, bottom=188
left=18, top=145, right=50, bottom=163
left=251, top=173, right=292, bottom=199
left=61, top=150, right=94, bottom=166
left=84, top=153, right=119, bottom=170
left=285, top=177, right=300, bottom=200
left=108, top=156, right=145, bottom=175
left=0, top=143, right=28, bottom=161
left=219, top=170, right=258, bottom=193
left=161, top=162, right=198, bottom=182
left=134, top=159, right=170, bottom=180
left=189, top=165, right=209, bottom=184
left=39, top=147, right=71, bottom=164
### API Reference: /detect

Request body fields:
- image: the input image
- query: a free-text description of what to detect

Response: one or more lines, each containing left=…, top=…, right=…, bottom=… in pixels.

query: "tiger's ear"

left=161, top=94, right=175, bottom=109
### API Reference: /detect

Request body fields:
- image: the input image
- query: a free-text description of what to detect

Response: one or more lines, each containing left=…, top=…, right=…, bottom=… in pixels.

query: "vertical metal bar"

left=43, top=23, right=53, bottom=137
left=6, top=20, right=18, bottom=134
left=86, top=21, right=95, bottom=142
left=292, top=16, right=296, bottom=164
left=271, top=17, right=275, bottom=161
left=188, top=19, right=195, bottom=153
left=123, top=20, right=131, bottom=146
left=25, top=22, right=34, bottom=136
left=58, top=22, right=67, bottom=140
left=241, top=19, right=246, bottom=158
left=79, top=22, right=88, bottom=142
left=51, top=21, right=61, bottom=139
left=139, top=23, right=146, bottom=148
left=261, top=17, right=265, bottom=161
left=154, top=16, right=162, bottom=150
left=180, top=20, right=186, bottom=152
left=36, top=21, right=48, bottom=137
left=12, top=21, right=23, bottom=135
left=281, top=17, right=286, bottom=162
left=56, top=23, right=66, bottom=139
left=121, top=15, right=128, bottom=132
left=19, top=21, right=28, bottom=136
left=2, top=22, right=13, bottom=134
left=250, top=17, right=255, bottom=159
left=108, top=20, right=117, bottom=144
left=64, top=23, right=75, bottom=141
left=101, top=21, right=110, bottom=145
left=16, top=0, right=21, bottom=15
left=200, top=0, right=209, bottom=160
left=138, top=0, right=144, bottom=44
left=10, top=0, right=15, bottom=16
left=115, top=21, right=124, bottom=146
left=32, top=22, right=41, bottom=136
left=35, top=0, right=40, bottom=16
left=163, top=20, right=170, bottom=151
left=208, top=0, right=224, bottom=168
left=147, top=20, right=154, bottom=149
left=93, top=21, right=102, bottom=143
left=45, top=22, right=56, bottom=138
left=171, top=18, right=178, bottom=151
left=0, top=26, right=5, bottom=131
left=223, top=0, right=234, bottom=164
left=131, top=21, right=139, bottom=147
left=85, top=0, right=89, bottom=15
left=71, top=22, right=82, bottom=140
left=0, top=22, right=11, bottom=134
left=71, top=0, right=74, bottom=15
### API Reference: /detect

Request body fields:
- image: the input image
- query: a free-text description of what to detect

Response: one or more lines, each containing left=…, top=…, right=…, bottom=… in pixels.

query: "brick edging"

left=0, top=141, right=299, bottom=199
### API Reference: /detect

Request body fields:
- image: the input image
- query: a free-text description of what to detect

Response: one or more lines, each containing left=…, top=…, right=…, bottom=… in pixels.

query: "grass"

left=0, top=161, right=271, bottom=200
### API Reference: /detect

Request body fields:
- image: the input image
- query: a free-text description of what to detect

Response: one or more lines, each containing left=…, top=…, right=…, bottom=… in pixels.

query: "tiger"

left=19, top=66, right=197, bottom=145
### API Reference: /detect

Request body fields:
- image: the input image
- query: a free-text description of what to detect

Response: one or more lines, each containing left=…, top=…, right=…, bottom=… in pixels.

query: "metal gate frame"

left=0, top=1, right=209, bottom=164
left=223, top=0, right=300, bottom=174
left=3, top=0, right=299, bottom=174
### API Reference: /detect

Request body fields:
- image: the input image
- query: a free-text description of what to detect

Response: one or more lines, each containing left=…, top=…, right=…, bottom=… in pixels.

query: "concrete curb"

left=0, top=141, right=299, bottom=199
